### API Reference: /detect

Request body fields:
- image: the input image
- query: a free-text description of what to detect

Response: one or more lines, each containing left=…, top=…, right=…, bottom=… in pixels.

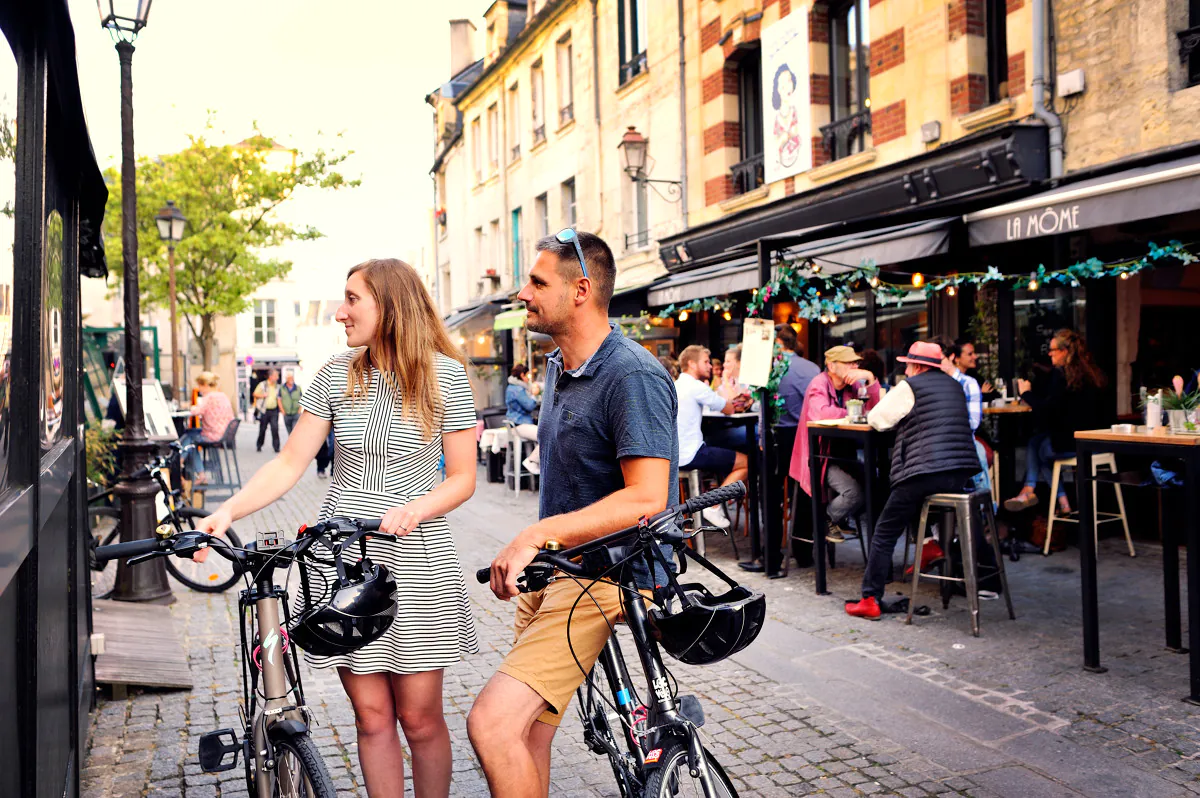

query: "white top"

left=675, top=372, right=728, bottom=464
left=868, top=379, right=915, bottom=431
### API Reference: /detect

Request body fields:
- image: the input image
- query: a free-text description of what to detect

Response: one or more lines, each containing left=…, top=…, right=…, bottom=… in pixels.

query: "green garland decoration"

left=763, top=341, right=791, bottom=423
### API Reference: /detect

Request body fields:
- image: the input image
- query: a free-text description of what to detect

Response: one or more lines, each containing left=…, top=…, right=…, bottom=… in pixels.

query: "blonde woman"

left=180, top=371, right=234, bottom=484
left=197, top=259, right=479, bottom=798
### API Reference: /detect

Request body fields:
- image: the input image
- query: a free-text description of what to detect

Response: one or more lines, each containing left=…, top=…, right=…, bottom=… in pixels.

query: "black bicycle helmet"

left=289, top=558, right=398, bottom=657
left=647, top=583, right=766, bottom=666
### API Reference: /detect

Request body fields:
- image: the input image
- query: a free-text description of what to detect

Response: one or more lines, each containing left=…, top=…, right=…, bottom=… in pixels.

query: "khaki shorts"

left=498, top=578, right=646, bottom=727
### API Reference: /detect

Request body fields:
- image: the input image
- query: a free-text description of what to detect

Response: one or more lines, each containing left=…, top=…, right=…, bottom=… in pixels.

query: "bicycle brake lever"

left=126, top=551, right=163, bottom=566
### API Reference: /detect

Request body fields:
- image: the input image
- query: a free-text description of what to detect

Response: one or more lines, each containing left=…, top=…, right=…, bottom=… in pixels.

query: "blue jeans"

left=1024, top=432, right=1071, bottom=498
left=972, top=439, right=992, bottom=501
left=178, top=429, right=217, bottom=475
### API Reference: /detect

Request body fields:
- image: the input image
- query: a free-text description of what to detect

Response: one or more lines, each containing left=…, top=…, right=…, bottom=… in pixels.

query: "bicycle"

left=88, top=440, right=243, bottom=592
left=94, top=515, right=397, bottom=798
left=477, top=481, right=764, bottom=798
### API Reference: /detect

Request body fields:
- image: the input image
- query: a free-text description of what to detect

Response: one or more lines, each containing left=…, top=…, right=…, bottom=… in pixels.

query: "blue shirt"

left=777, top=352, right=821, bottom=427
left=539, top=326, right=679, bottom=589
left=505, top=379, right=539, bottom=425
left=949, top=368, right=983, bottom=431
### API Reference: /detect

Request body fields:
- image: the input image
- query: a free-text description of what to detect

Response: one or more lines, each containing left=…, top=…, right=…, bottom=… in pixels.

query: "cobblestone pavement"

left=82, top=424, right=1200, bottom=797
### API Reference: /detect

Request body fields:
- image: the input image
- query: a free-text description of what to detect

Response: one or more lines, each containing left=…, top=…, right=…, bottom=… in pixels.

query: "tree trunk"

left=200, top=314, right=215, bottom=370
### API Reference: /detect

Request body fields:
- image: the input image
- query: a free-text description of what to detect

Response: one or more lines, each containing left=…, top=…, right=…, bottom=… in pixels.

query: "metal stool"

left=503, top=421, right=537, bottom=496
left=1045, top=453, right=1134, bottom=557
left=906, top=489, right=1016, bottom=637
left=679, top=469, right=713, bottom=557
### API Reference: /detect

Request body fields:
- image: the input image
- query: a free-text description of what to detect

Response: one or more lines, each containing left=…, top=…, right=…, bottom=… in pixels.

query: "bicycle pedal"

left=197, top=728, right=240, bottom=772
left=677, top=695, right=705, bottom=728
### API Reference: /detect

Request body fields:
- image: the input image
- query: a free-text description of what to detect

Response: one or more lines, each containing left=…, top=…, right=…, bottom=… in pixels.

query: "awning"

left=966, top=152, right=1200, bottom=246
left=443, top=303, right=494, bottom=331
left=493, top=309, right=527, bottom=330
left=647, top=255, right=759, bottom=306
left=741, top=218, right=955, bottom=272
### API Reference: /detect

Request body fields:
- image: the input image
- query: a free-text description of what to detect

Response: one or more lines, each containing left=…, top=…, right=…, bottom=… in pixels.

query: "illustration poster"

left=761, top=9, right=812, bottom=185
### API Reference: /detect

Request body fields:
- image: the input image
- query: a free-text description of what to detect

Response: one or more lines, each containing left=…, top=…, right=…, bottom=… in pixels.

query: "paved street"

left=82, top=423, right=1200, bottom=797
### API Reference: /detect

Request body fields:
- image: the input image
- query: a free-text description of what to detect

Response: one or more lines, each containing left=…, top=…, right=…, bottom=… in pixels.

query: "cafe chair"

left=907, top=489, right=1016, bottom=637
left=1044, top=453, right=1134, bottom=557
left=503, top=420, right=538, bottom=497
left=199, top=419, right=242, bottom=499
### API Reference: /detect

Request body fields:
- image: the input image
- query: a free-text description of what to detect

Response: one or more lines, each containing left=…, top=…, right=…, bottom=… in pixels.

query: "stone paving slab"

left=80, top=423, right=1200, bottom=796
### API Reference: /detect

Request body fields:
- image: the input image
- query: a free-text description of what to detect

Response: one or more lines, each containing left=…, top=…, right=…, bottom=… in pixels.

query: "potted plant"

left=1163, top=376, right=1200, bottom=433
left=85, top=423, right=120, bottom=498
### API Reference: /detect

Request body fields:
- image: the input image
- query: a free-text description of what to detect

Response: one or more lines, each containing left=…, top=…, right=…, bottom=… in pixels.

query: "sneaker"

left=701, top=504, right=731, bottom=530
left=905, top=539, right=946, bottom=576
left=1003, top=493, right=1039, bottom=512
left=845, top=596, right=882, bottom=620
left=826, top=522, right=851, bottom=543
left=522, top=456, right=540, bottom=475
left=978, top=590, right=1000, bottom=601
left=317, top=470, right=327, bottom=479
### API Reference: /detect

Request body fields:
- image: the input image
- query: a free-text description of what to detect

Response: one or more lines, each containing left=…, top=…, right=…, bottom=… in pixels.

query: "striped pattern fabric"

left=298, top=348, right=480, bottom=674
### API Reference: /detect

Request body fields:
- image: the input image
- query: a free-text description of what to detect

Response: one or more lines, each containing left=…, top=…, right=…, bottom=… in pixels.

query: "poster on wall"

left=761, top=9, right=812, bottom=185
left=740, top=318, right=776, bottom=388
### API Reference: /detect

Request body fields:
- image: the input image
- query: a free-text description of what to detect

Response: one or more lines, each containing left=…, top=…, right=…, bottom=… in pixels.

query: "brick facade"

left=948, top=0, right=986, bottom=39
left=809, top=4, right=828, bottom=43
left=950, top=74, right=988, bottom=115
left=1007, top=51, right=1025, bottom=95
left=703, top=121, right=740, bottom=155
left=811, top=136, right=830, bottom=168
left=872, top=99, right=907, bottom=145
left=810, top=73, right=830, bottom=106
left=1006, top=0, right=1024, bottom=12
left=870, top=29, right=906, bottom=77
left=705, top=174, right=734, bottom=205
left=701, top=18, right=721, bottom=52
left=703, top=67, right=739, bottom=103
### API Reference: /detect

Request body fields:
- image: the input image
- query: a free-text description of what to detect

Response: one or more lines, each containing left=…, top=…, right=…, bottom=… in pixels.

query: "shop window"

left=875, top=290, right=928, bottom=383
left=253, top=299, right=277, bottom=345
left=0, top=44, right=14, bottom=490
left=618, top=0, right=648, bottom=85
left=1013, top=285, right=1086, bottom=378
left=826, top=291, right=870, bottom=354
left=732, top=48, right=764, bottom=195
left=823, top=0, right=872, bottom=161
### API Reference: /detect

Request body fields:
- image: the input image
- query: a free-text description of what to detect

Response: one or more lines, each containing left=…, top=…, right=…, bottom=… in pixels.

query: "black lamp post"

left=155, top=200, right=186, bottom=402
left=616, top=125, right=682, bottom=202
left=101, top=0, right=173, bottom=602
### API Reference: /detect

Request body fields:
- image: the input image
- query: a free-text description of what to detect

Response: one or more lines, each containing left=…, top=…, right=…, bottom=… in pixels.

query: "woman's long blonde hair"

left=344, top=258, right=468, bottom=439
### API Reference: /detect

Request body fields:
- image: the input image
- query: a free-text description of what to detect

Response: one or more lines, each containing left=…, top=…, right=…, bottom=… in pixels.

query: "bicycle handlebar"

left=475, top=481, right=746, bottom=586
left=94, top=537, right=164, bottom=561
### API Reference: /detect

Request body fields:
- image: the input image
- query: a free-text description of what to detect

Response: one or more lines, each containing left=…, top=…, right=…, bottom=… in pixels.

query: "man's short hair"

left=534, top=231, right=616, bottom=310
left=678, top=345, right=709, bottom=373
left=932, top=335, right=960, bottom=360
left=774, top=324, right=799, bottom=353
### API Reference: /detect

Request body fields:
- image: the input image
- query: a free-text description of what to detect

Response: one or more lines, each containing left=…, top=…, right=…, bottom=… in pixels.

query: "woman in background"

left=180, top=372, right=234, bottom=485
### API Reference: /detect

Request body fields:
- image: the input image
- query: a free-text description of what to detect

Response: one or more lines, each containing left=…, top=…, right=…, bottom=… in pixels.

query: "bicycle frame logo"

left=262, top=629, right=280, bottom=667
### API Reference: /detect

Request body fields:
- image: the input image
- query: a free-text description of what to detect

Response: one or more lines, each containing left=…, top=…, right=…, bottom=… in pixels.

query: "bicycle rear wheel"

left=164, top=507, right=243, bottom=592
left=252, top=733, right=335, bottom=798
left=642, top=740, right=738, bottom=798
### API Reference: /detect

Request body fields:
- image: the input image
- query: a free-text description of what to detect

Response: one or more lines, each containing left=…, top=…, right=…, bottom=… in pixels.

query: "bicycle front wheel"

left=88, top=507, right=122, bottom=574
left=262, top=733, right=336, bottom=798
left=643, top=740, right=738, bottom=798
left=163, top=508, right=243, bottom=592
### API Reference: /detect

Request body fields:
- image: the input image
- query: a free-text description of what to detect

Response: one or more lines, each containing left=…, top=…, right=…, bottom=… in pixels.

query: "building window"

left=305, top=300, right=321, bottom=326
left=474, top=226, right=484, bottom=277
left=487, top=103, right=499, bottom=172
left=531, top=60, right=546, bottom=145
left=562, top=177, right=577, bottom=227
left=1182, top=0, right=1200, bottom=88
left=821, top=0, right=872, bottom=161
left=985, top=0, right=1009, bottom=102
left=253, top=299, right=277, bottom=345
left=625, top=178, right=649, bottom=249
left=508, top=83, right=521, bottom=161
left=733, top=48, right=765, bottom=195
left=535, top=192, right=549, bottom=238
left=511, top=208, right=523, bottom=283
left=557, top=34, right=575, bottom=124
left=489, top=219, right=502, bottom=286
left=617, top=0, right=648, bottom=85
left=471, top=117, right=482, bottom=183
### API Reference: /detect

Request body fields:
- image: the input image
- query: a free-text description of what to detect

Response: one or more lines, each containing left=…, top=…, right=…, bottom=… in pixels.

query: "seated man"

left=846, top=342, right=981, bottom=619
left=675, top=345, right=750, bottom=529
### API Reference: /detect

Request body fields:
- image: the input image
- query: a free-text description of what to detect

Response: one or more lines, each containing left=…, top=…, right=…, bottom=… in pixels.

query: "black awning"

left=658, top=123, right=1048, bottom=271
left=443, top=303, right=494, bottom=331
left=731, top=218, right=956, bottom=272
left=647, top=255, right=760, bottom=306
left=966, top=152, right=1200, bottom=246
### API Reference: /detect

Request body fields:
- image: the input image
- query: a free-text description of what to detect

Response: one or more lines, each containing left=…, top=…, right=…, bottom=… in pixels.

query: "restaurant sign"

left=1003, top=204, right=1082, bottom=241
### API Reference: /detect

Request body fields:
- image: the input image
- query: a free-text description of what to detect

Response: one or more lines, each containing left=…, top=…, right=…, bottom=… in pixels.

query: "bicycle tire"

left=642, top=740, right=738, bottom=798
left=257, top=733, right=336, bottom=798
left=164, top=508, right=243, bottom=592
left=88, top=507, right=122, bottom=573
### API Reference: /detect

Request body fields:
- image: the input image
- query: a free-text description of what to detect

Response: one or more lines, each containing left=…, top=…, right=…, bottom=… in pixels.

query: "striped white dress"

left=298, top=349, right=480, bottom=674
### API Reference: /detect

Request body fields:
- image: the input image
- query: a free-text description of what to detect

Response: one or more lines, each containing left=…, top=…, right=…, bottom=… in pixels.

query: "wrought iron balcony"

left=820, top=109, right=872, bottom=162
left=559, top=104, right=574, bottom=125
left=730, top=153, right=764, bottom=196
left=511, top=144, right=521, bottom=161
left=532, top=124, right=546, bottom=146
left=624, top=229, right=651, bottom=249
left=619, top=52, right=647, bottom=86
left=1180, top=25, right=1200, bottom=86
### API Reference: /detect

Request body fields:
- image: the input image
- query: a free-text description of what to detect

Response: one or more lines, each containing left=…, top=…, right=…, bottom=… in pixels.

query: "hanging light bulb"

left=811, top=262, right=822, bottom=274
left=644, top=322, right=652, bottom=330
left=1028, top=276, right=1039, bottom=291
left=1120, top=271, right=1130, bottom=280
left=911, top=272, right=925, bottom=288
left=819, top=314, right=829, bottom=324
left=868, top=275, right=880, bottom=288
left=679, top=310, right=689, bottom=322
left=456, top=334, right=466, bottom=346
left=723, top=311, right=732, bottom=321
left=946, top=285, right=957, bottom=297
left=829, top=313, right=838, bottom=323
left=477, top=335, right=487, bottom=345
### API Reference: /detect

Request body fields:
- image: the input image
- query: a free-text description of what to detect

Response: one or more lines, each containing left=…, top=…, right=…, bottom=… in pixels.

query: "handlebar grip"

left=94, top=537, right=164, bottom=563
left=357, top=518, right=383, bottom=532
left=681, top=481, right=747, bottom=516
left=476, top=567, right=491, bottom=584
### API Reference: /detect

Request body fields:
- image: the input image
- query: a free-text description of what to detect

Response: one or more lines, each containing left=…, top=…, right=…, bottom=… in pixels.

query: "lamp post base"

left=110, top=439, right=174, bottom=604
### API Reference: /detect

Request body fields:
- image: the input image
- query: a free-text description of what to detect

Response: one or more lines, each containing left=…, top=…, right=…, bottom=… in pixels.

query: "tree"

left=102, top=126, right=359, bottom=368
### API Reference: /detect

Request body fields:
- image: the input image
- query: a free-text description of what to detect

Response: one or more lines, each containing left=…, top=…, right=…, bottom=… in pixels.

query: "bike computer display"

left=256, top=529, right=289, bottom=551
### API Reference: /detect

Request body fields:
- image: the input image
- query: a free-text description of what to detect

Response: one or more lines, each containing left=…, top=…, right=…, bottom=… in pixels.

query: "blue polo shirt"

left=539, top=326, right=679, bottom=589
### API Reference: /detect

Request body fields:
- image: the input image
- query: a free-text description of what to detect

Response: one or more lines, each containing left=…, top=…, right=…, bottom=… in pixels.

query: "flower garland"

left=650, top=296, right=738, bottom=323
left=764, top=341, right=791, bottom=423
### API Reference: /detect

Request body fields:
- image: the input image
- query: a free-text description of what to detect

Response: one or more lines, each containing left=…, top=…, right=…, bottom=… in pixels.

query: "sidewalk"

left=81, top=423, right=1200, bottom=796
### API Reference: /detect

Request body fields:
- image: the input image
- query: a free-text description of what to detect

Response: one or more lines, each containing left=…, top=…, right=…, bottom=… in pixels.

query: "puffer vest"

left=890, top=370, right=982, bottom=486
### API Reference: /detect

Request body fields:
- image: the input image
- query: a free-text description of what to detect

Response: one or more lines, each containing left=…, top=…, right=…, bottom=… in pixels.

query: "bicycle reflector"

left=647, top=583, right=766, bottom=666
left=288, top=556, right=398, bottom=658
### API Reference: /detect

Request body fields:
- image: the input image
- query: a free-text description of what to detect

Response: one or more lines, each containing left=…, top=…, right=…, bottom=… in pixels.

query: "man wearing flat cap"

left=788, top=345, right=882, bottom=545
left=845, top=341, right=981, bottom=620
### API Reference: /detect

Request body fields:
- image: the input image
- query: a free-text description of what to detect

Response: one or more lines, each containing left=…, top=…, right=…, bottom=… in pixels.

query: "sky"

left=70, top=0, right=486, bottom=297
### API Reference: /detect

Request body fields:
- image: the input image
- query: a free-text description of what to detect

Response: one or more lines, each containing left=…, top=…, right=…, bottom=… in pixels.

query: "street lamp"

left=155, top=200, right=186, bottom=402
left=616, top=126, right=682, bottom=202
left=102, top=0, right=173, bottom=602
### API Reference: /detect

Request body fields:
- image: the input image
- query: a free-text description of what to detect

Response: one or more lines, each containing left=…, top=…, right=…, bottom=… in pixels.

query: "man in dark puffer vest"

left=846, top=341, right=982, bottom=620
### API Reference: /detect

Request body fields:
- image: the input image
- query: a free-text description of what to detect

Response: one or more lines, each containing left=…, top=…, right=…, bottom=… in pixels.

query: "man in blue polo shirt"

left=468, top=230, right=678, bottom=798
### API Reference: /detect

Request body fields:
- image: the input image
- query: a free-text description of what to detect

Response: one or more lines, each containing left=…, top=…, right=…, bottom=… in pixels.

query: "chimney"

left=449, top=19, right=476, bottom=77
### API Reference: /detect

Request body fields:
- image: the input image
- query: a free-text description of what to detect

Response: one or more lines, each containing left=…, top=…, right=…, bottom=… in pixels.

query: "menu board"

left=112, top=378, right=180, bottom=441
left=740, top=318, right=776, bottom=388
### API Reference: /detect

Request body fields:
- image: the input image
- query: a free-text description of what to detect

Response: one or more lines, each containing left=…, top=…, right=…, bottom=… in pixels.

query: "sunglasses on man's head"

left=555, top=227, right=589, bottom=280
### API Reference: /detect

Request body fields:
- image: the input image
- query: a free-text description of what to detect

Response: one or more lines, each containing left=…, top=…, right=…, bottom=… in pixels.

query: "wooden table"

left=1075, top=427, right=1200, bottom=703
left=984, top=402, right=1032, bottom=495
left=701, top=412, right=761, bottom=562
left=805, top=421, right=894, bottom=595
left=983, top=403, right=1031, bottom=415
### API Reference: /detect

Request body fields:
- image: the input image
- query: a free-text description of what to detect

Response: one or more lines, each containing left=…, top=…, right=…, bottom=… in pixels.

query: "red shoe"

left=905, top=539, right=945, bottom=577
left=845, top=596, right=882, bottom=620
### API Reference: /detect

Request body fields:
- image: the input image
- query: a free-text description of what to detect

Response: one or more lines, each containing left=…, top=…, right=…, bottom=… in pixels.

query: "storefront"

left=0, top=3, right=109, bottom=797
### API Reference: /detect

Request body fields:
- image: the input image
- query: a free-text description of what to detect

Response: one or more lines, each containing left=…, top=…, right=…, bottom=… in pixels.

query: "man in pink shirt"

left=789, top=346, right=881, bottom=540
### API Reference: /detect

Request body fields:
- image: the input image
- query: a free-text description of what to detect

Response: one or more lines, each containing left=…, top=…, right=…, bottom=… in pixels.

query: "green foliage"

left=966, top=285, right=1000, bottom=386
left=85, top=425, right=119, bottom=488
left=1162, top=389, right=1200, bottom=411
left=101, top=122, right=359, bottom=366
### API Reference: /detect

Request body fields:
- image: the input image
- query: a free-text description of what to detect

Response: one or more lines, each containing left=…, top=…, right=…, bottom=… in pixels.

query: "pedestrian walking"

left=280, top=372, right=303, bottom=434
left=196, top=258, right=479, bottom=798
left=253, top=368, right=282, bottom=453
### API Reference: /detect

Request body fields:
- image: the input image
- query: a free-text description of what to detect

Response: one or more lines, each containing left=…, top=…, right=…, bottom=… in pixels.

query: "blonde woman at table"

left=1004, top=329, right=1107, bottom=517
left=178, top=371, right=234, bottom=485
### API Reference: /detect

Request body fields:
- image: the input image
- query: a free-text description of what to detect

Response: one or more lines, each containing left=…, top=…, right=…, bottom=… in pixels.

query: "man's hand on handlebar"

left=489, top=533, right=542, bottom=601
left=191, top=507, right=233, bottom=563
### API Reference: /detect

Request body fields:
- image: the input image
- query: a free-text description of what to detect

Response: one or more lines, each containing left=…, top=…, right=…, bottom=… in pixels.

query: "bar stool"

left=906, top=489, right=1016, bottom=637
left=503, top=421, right=537, bottom=497
left=678, top=469, right=739, bottom=558
left=1044, top=453, right=1134, bottom=557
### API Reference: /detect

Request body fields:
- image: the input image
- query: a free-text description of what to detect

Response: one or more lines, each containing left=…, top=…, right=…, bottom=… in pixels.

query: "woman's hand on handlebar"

left=489, top=533, right=542, bottom=601
left=191, top=506, right=233, bottom=563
